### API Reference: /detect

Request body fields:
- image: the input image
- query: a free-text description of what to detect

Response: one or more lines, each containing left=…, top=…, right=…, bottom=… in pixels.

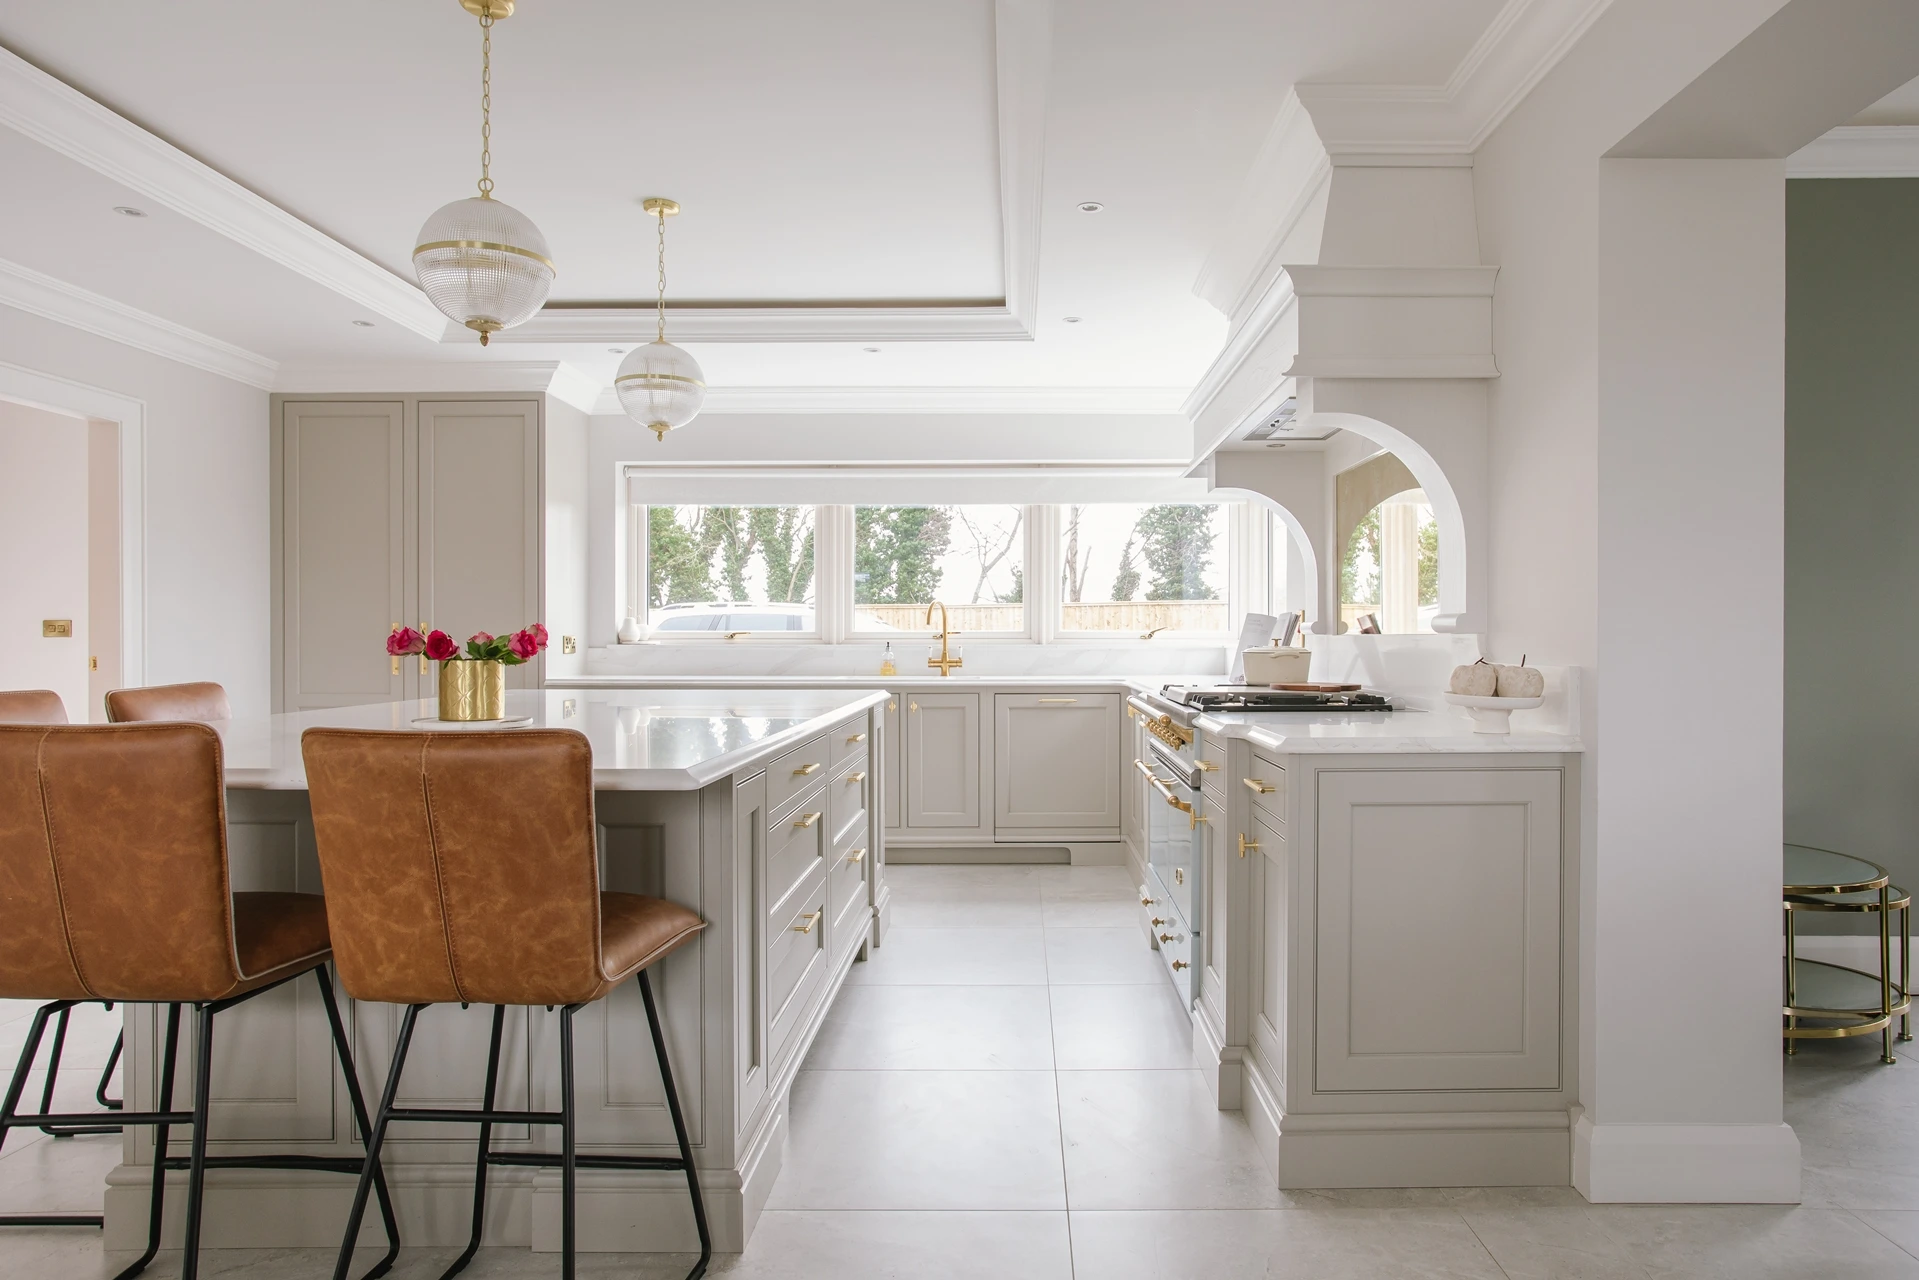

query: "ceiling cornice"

left=590, top=384, right=1189, bottom=416
left=272, top=360, right=598, bottom=413
left=496, top=302, right=1031, bottom=345
left=1786, top=125, right=1919, bottom=178
left=0, top=44, right=449, bottom=343
left=0, top=255, right=278, bottom=388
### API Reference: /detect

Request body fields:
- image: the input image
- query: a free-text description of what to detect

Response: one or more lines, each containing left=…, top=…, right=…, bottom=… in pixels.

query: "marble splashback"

left=585, top=640, right=1233, bottom=680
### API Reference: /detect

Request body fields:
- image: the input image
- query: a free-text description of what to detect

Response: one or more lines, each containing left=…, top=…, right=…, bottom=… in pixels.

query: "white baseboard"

left=1572, top=1114, right=1801, bottom=1203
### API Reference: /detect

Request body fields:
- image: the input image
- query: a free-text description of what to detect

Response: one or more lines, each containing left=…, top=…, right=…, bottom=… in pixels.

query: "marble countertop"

left=1192, top=707, right=1584, bottom=754
left=548, top=674, right=1169, bottom=690
left=215, top=688, right=888, bottom=791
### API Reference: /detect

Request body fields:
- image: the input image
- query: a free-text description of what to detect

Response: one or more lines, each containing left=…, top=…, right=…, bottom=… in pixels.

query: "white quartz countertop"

left=1192, top=707, right=1584, bottom=754
left=214, top=688, right=887, bottom=791
left=549, top=674, right=1165, bottom=691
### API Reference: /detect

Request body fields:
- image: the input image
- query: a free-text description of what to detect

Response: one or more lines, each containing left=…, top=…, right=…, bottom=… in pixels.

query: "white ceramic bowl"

left=1443, top=692, right=1543, bottom=734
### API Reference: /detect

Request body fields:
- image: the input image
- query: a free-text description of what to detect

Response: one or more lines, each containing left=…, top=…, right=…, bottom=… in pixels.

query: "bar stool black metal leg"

left=97, top=1024, right=125, bottom=1111
left=34, top=1006, right=73, bottom=1136
left=313, top=967, right=401, bottom=1280
left=178, top=1004, right=217, bottom=1280
left=560, top=1003, right=580, bottom=1280
left=37, top=1003, right=123, bottom=1138
left=0, top=1001, right=106, bottom=1227
left=332, top=1005, right=423, bottom=1280
left=437, top=1004, right=507, bottom=1280
left=640, top=969, right=710, bottom=1280
left=110, top=1003, right=183, bottom=1280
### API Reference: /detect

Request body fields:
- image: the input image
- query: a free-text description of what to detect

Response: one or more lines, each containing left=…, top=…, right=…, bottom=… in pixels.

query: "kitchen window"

left=637, top=504, right=818, bottom=635
left=851, top=504, right=1027, bottom=637
left=1056, top=503, right=1229, bottom=636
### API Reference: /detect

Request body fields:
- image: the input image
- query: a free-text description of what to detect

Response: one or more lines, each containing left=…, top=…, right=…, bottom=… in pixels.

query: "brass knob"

left=1159, top=932, right=1175, bottom=943
left=909, top=701, right=919, bottom=712
left=1150, top=917, right=1166, bottom=927
left=1139, top=896, right=1154, bottom=907
left=1171, top=960, right=1188, bottom=971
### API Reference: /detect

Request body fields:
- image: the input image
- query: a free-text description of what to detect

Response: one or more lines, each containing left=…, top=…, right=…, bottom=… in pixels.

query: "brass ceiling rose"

left=459, top=0, right=514, bottom=16
left=642, top=197, right=681, bottom=218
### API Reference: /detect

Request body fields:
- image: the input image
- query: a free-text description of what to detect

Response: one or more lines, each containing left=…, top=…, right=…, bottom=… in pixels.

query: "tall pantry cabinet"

left=273, top=397, right=542, bottom=712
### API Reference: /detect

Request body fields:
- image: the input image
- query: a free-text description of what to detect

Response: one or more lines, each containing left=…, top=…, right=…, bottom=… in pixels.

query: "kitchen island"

left=106, top=688, right=888, bottom=1256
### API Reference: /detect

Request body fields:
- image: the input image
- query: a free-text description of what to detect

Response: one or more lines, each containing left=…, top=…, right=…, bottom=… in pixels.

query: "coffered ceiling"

left=0, top=0, right=1539, bottom=404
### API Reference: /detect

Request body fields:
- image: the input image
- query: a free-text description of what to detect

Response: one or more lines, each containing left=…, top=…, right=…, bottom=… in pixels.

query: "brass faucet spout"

left=925, top=601, right=962, bottom=675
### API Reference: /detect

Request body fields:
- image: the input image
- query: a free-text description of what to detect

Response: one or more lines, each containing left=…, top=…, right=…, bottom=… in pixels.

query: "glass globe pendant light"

left=616, top=199, right=707, bottom=441
left=412, top=0, right=554, bottom=345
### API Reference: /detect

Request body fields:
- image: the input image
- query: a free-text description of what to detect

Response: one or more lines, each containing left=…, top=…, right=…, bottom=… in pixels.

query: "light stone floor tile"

left=0, top=1000, right=123, bottom=1068
left=1069, top=1208, right=1507, bottom=1280
left=1584, top=1204, right=1919, bottom=1278
left=1460, top=1207, right=1656, bottom=1279
left=768, top=1069, right=1066, bottom=1211
left=844, top=927, right=1049, bottom=986
left=0, top=1129, right=120, bottom=1211
left=1043, top=928, right=1168, bottom=986
left=804, top=985, right=1056, bottom=1070
left=1037, top=868, right=1141, bottom=928
left=889, top=884, right=1046, bottom=928
left=1048, top=984, right=1194, bottom=1070
left=1057, top=1070, right=1283, bottom=1210
left=1862, top=1211, right=1919, bottom=1261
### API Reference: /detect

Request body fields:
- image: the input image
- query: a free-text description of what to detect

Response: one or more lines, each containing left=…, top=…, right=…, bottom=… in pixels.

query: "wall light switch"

left=42, top=619, right=72, bottom=638
left=561, top=635, right=577, bottom=654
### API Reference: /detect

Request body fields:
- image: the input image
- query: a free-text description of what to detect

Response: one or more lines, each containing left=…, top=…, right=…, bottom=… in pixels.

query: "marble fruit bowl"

left=1443, top=692, right=1544, bottom=734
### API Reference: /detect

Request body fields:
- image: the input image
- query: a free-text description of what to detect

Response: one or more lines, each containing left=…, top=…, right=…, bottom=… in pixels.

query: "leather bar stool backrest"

left=105, top=681, right=231, bottom=724
left=0, top=722, right=322, bottom=1004
left=0, top=689, right=67, bottom=725
left=304, top=729, right=620, bottom=1008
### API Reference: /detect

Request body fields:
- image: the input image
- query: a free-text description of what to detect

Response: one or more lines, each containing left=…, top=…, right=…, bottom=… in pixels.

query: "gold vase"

left=438, top=659, right=506, bottom=721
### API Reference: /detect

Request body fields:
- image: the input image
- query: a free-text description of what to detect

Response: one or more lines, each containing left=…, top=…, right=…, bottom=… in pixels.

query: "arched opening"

left=1335, top=452, right=1439, bottom=634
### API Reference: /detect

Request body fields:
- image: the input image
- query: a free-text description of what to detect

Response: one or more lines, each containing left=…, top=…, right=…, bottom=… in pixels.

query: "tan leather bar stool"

left=303, top=728, right=710, bottom=1280
left=104, top=680, right=232, bottom=725
left=0, top=689, right=123, bottom=1141
left=0, top=723, right=399, bottom=1280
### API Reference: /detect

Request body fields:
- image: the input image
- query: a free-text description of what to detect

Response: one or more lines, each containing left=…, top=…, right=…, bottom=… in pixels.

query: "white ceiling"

left=0, top=0, right=1510, bottom=397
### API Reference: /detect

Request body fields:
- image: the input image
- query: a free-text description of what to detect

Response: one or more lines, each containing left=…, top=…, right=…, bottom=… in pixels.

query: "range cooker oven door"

left=1138, top=741, right=1203, bottom=1003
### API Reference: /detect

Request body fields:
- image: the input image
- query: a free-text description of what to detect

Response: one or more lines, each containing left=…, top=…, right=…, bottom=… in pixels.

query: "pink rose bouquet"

left=397, top=623, right=549, bottom=666
left=386, top=626, right=426, bottom=657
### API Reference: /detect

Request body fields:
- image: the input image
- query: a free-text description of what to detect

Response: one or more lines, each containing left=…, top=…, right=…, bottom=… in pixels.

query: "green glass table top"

left=1784, top=844, right=1889, bottom=894
left=1786, top=957, right=1908, bottom=1018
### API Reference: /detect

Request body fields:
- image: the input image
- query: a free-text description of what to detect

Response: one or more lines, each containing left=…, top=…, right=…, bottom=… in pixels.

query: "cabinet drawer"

left=831, top=756, right=869, bottom=845
left=829, top=824, right=870, bottom=948
left=768, top=733, right=830, bottom=818
left=1198, top=734, right=1227, bottom=798
left=832, top=720, right=871, bottom=771
left=1243, top=752, right=1287, bottom=826
left=768, top=799, right=827, bottom=917
left=768, top=866, right=829, bottom=1069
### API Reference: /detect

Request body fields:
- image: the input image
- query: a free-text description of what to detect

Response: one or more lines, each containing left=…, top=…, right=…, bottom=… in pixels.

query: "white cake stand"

left=1443, top=693, right=1543, bottom=734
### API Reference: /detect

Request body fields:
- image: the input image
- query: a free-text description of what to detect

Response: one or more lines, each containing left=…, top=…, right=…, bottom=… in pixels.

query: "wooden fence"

left=854, top=601, right=1227, bottom=634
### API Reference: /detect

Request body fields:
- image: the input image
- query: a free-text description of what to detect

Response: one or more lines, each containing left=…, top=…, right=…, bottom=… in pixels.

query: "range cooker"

left=1127, top=685, right=1397, bottom=1005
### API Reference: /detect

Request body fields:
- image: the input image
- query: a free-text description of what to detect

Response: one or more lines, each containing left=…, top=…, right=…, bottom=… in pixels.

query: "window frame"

left=629, top=502, right=826, bottom=643
left=848, top=502, right=1036, bottom=643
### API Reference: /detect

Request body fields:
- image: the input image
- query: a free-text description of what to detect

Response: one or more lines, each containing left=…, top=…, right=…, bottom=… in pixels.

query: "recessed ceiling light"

left=352, top=320, right=375, bottom=328
left=607, top=347, right=625, bottom=354
left=1062, top=316, right=1082, bottom=324
left=862, top=347, right=881, bottom=353
left=112, top=206, right=147, bottom=218
left=1076, top=202, right=1104, bottom=213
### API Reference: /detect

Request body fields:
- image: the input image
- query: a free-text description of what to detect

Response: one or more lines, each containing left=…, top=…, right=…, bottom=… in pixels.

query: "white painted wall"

left=0, top=399, right=89, bottom=718
left=543, top=394, right=590, bottom=680
left=88, top=418, right=120, bottom=718
left=0, top=307, right=271, bottom=716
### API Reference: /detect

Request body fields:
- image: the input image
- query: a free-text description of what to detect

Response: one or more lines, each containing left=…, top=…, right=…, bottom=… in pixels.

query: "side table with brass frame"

left=1783, top=843, right=1910, bottom=1065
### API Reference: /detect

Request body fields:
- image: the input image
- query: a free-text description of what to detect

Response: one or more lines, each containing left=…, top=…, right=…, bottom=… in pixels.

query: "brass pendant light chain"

left=477, top=4, right=494, bottom=198
left=656, top=205, right=668, bottom=344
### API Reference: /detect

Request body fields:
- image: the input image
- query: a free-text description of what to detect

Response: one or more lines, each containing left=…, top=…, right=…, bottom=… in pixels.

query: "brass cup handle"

left=845, top=847, right=867, bottom=864
left=1238, top=833, right=1260, bottom=859
left=1244, top=777, right=1276, bottom=795
left=792, top=910, right=822, bottom=934
left=846, top=771, right=867, bottom=784
left=846, top=732, right=868, bottom=744
left=1171, top=960, right=1189, bottom=971
left=794, top=812, right=822, bottom=829
left=1132, top=759, right=1193, bottom=815
left=793, top=762, right=822, bottom=776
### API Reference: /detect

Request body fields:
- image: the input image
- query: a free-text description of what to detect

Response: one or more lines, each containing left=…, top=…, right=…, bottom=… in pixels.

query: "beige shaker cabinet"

left=992, top=692, right=1122, bottom=839
left=901, top=692, right=983, bottom=831
left=275, top=396, right=542, bottom=712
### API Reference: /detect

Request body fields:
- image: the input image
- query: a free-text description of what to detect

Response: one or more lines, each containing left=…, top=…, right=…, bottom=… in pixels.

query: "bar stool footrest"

left=484, top=1152, right=693, bottom=1172
left=0, top=1213, right=105, bottom=1227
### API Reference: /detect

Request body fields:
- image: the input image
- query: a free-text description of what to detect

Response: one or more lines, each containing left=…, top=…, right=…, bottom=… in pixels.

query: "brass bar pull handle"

left=794, top=811, right=822, bottom=829
left=1238, top=833, right=1260, bottom=859
left=846, top=732, right=867, bottom=744
left=793, top=762, right=822, bottom=777
left=390, top=623, right=401, bottom=676
left=846, top=771, right=867, bottom=784
left=419, top=622, right=429, bottom=674
left=1197, top=760, right=1219, bottom=772
left=1132, top=759, right=1193, bottom=814
left=1244, top=777, right=1276, bottom=795
left=845, top=847, right=867, bottom=864
left=1037, top=697, right=1078, bottom=704
left=792, top=910, right=822, bottom=934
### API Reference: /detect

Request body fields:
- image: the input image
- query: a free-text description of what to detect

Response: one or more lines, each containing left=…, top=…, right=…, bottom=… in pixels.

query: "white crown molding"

left=273, top=359, right=598, bottom=412
left=994, top=0, right=1052, bottom=337
left=1193, top=91, right=1332, bottom=321
left=0, top=255, right=278, bottom=388
left=1786, top=125, right=1919, bottom=177
left=622, top=459, right=1192, bottom=481
left=0, top=45, right=448, bottom=343
left=1294, top=0, right=1615, bottom=154
left=497, top=303, right=1031, bottom=345
left=590, top=383, right=1190, bottom=416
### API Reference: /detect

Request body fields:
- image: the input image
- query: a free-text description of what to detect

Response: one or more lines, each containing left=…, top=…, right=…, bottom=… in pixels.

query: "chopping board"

left=1271, top=683, right=1362, bottom=692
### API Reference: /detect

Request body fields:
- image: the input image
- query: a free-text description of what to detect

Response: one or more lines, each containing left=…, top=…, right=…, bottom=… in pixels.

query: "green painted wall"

left=1786, top=178, right=1919, bottom=932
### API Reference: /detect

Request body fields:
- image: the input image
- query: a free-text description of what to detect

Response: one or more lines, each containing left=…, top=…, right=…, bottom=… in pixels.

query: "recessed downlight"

left=352, top=319, right=376, bottom=328
left=607, top=347, right=625, bottom=354
left=1076, top=201, right=1104, bottom=213
left=1062, top=316, right=1083, bottom=324
left=112, top=206, right=147, bottom=218
left=862, top=347, right=881, bottom=353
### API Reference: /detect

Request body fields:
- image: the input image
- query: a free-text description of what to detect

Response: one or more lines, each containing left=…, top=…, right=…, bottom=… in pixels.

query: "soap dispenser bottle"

left=879, top=642, right=897, bottom=677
